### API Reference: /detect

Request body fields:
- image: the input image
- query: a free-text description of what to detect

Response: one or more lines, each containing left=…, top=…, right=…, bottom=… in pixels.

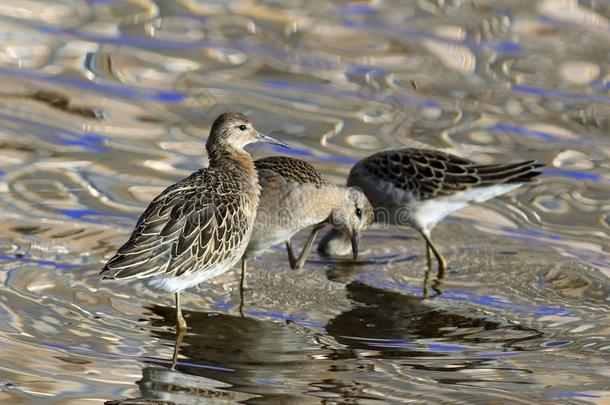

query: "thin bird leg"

left=422, top=240, right=432, bottom=298
left=426, top=242, right=433, bottom=270
left=431, top=276, right=445, bottom=297
left=416, top=228, right=448, bottom=278
left=175, top=292, right=187, bottom=332
left=286, top=239, right=296, bottom=268
left=170, top=326, right=186, bottom=370
left=240, top=259, right=248, bottom=291
left=421, top=238, right=444, bottom=298
left=422, top=265, right=431, bottom=298
left=285, top=223, right=326, bottom=270
left=239, top=259, right=247, bottom=317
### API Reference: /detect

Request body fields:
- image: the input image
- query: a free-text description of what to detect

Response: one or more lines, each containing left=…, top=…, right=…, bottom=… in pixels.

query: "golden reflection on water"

left=0, top=0, right=608, bottom=403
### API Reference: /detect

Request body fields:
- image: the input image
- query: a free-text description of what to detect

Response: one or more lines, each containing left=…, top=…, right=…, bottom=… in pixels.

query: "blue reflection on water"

left=486, top=41, right=522, bottom=53
left=211, top=301, right=233, bottom=310
left=40, top=341, right=234, bottom=372
left=488, top=123, right=610, bottom=150
left=0, top=111, right=109, bottom=152
left=358, top=272, right=573, bottom=317
left=541, top=340, right=573, bottom=348
left=58, top=209, right=136, bottom=220
left=58, top=209, right=137, bottom=227
left=543, top=168, right=608, bottom=183
left=346, top=65, right=385, bottom=75
left=513, top=84, right=610, bottom=104
left=337, top=4, right=376, bottom=16
left=488, top=123, right=567, bottom=143
left=39, top=26, right=222, bottom=51
left=546, top=392, right=602, bottom=399
left=0, top=68, right=184, bottom=103
left=0, top=255, right=77, bottom=270
left=423, top=343, right=466, bottom=352
left=516, top=227, right=564, bottom=241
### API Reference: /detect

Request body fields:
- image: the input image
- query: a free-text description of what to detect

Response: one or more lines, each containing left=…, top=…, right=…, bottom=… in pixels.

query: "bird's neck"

left=308, top=185, right=349, bottom=224
left=326, top=185, right=350, bottom=209
left=207, top=142, right=259, bottom=189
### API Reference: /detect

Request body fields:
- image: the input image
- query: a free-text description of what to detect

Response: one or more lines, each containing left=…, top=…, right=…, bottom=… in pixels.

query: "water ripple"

left=0, top=0, right=608, bottom=403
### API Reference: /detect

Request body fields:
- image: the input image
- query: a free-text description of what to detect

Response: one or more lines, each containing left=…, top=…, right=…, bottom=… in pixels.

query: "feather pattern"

left=319, top=147, right=545, bottom=267
left=353, top=148, right=544, bottom=201
left=101, top=166, right=256, bottom=284
left=255, top=156, right=329, bottom=187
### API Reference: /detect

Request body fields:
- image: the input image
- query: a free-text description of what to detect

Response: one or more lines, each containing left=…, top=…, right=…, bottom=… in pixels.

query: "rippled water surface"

left=0, top=0, right=609, bottom=403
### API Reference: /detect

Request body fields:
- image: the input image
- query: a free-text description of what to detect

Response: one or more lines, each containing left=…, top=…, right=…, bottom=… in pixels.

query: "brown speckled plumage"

left=318, top=147, right=545, bottom=284
left=100, top=112, right=288, bottom=333
left=242, top=156, right=372, bottom=273
left=354, top=148, right=544, bottom=201
left=254, top=156, right=329, bottom=187
left=101, top=167, right=256, bottom=281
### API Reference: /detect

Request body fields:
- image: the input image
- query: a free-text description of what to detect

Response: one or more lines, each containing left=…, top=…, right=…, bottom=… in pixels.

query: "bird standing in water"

left=101, top=112, right=288, bottom=332
left=318, top=148, right=544, bottom=279
left=240, top=156, right=373, bottom=284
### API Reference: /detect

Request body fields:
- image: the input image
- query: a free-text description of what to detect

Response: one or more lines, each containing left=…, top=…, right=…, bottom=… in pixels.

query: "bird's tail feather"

left=476, top=161, right=544, bottom=184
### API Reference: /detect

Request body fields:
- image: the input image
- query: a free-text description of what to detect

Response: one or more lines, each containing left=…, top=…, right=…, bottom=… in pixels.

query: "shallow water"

left=0, top=0, right=608, bottom=403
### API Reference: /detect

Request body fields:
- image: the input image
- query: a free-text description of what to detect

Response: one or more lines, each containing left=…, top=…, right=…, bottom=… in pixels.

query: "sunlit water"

left=0, top=0, right=608, bottom=403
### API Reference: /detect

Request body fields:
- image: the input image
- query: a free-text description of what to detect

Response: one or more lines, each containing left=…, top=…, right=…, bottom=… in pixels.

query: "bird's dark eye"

left=238, top=124, right=247, bottom=131
left=355, top=207, right=362, bottom=218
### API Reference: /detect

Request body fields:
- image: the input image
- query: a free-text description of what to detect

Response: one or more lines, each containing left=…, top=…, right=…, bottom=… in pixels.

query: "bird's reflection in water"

left=326, top=282, right=543, bottom=366
left=323, top=281, right=543, bottom=402
left=107, top=282, right=544, bottom=404
left=106, top=366, right=255, bottom=404
left=108, top=305, right=341, bottom=404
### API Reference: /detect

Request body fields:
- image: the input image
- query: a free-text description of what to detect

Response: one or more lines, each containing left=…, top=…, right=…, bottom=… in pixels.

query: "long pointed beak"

left=350, top=229, right=360, bottom=261
left=256, top=131, right=289, bottom=148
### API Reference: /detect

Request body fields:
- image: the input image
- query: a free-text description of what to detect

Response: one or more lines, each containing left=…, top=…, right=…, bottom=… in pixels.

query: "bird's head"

left=206, top=112, right=288, bottom=151
left=328, top=188, right=374, bottom=260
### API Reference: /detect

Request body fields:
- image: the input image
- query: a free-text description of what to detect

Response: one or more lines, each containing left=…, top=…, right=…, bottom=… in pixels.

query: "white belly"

left=147, top=239, right=247, bottom=293
left=411, top=183, right=522, bottom=231
left=350, top=166, right=522, bottom=231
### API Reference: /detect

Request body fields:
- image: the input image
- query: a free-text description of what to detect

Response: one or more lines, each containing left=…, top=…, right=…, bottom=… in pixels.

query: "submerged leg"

left=170, top=326, right=186, bottom=370
left=431, top=276, right=444, bottom=297
left=426, top=242, right=433, bottom=270
left=416, top=228, right=448, bottom=279
left=175, top=292, right=187, bottom=332
left=285, top=223, right=326, bottom=270
left=422, top=240, right=432, bottom=298
left=171, top=292, right=187, bottom=369
left=422, top=265, right=431, bottom=298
